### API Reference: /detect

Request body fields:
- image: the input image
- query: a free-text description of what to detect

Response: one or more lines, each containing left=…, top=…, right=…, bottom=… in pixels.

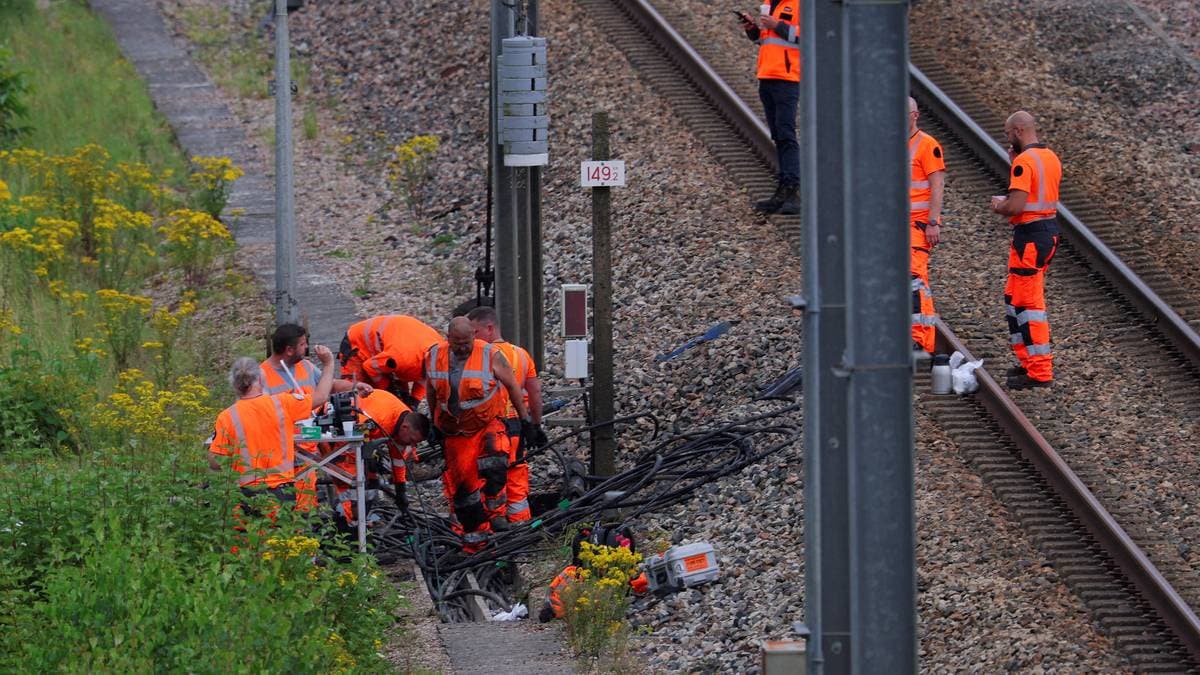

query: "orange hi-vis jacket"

left=756, top=0, right=801, bottom=82
left=345, top=315, right=441, bottom=386
left=492, top=340, right=536, bottom=420
left=358, top=388, right=410, bottom=439
left=210, top=392, right=313, bottom=488
left=1009, top=145, right=1061, bottom=225
left=260, top=358, right=319, bottom=399
left=909, top=129, right=945, bottom=225
left=426, top=339, right=510, bottom=436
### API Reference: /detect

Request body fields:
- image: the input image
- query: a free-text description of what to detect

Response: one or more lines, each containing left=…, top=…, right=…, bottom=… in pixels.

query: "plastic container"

left=931, top=354, right=952, bottom=395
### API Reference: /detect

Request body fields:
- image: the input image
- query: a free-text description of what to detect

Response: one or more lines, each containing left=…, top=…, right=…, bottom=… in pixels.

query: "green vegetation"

left=0, top=2, right=400, bottom=671
left=0, top=1, right=184, bottom=171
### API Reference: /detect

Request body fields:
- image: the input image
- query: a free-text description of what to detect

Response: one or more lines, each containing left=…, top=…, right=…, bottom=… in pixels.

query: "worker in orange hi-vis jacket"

left=467, top=304, right=546, bottom=524
left=324, top=389, right=429, bottom=528
left=260, top=323, right=373, bottom=510
left=209, top=347, right=335, bottom=512
left=425, top=317, right=529, bottom=553
left=908, top=97, right=946, bottom=355
left=337, top=315, right=441, bottom=406
left=990, top=110, right=1062, bottom=390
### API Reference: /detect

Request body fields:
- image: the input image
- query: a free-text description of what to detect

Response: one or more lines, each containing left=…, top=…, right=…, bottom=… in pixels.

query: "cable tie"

left=557, top=498, right=571, bottom=510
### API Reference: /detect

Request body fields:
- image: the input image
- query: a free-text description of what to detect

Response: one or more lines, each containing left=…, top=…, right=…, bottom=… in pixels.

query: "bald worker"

left=990, top=111, right=1062, bottom=389
left=908, top=96, right=946, bottom=354
left=425, top=317, right=530, bottom=551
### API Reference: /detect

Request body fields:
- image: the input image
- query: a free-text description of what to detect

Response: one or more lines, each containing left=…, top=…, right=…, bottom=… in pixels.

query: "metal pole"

left=591, top=111, right=616, bottom=477
left=354, top=439, right=367, bottom=552
left=842, top=1, right=915, bottom=671
left=802, top=1, right=850, bottom=672
left=273, top=0, right=297, bottom=324
left=528, top=0, right=545, bottom=370
left=491, top=0, right=519, bottom=332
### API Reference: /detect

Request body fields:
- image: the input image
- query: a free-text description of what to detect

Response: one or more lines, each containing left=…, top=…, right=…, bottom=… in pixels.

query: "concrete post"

left=842, top=1, right=916, bottom=672
left=802, top=1, right=850, bottom=672
left=273, top=0, right=297, bottom=323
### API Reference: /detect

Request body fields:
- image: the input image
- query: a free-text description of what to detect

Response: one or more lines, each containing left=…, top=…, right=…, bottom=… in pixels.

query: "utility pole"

left=801, top=0, right=850, bottom=671
left=590, top=112, right=615, bottom=477
left=273, top=0, right=297, bottom=324
left=491, top=0, right=546, bottom=368
left=843, top=1, right=915, bottom=670
left=802, top=1, right=914, bottom=673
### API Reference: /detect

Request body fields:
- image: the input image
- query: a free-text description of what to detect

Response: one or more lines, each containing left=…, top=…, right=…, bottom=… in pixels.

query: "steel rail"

left=615, top=0, right=776, bottom=166
left=934, top=319, right=1200, bottom=661
left=910, top=64, right=1200, bottom=372
left=609, top=0, right=1200, bottom=661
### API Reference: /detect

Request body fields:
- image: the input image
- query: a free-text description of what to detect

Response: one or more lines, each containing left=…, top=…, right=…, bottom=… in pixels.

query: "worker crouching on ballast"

left=209, top=347, right=336, bottom=512
left=322, top=389, right=429, bottom=529
left=425, top=317, right=532, bottom=553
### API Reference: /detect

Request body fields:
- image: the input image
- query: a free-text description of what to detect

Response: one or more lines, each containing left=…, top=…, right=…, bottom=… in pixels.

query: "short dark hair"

left=271, top=323, right=308, bottom=355
left=466, top=305, right=498, bottom=324
left=398, top=411, right=431, bottom=441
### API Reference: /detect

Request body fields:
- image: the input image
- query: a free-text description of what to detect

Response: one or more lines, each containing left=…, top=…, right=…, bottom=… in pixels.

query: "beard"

left=1009, top=136, right=1023, bottom=154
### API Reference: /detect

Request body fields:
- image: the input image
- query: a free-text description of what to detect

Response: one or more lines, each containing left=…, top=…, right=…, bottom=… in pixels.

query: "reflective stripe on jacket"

left=211, top=393, right=311, bottom=488
left=345, top=315, right=441, bottom=383
left=756, top=0, right=801, bottom=82
left=260, top=358, right=317, bottom=396
left=492, top=340, right=534, bottom=419
left=1009, top=145, right=1061, bottom=225
left=426, top=339, right=509, bottom=436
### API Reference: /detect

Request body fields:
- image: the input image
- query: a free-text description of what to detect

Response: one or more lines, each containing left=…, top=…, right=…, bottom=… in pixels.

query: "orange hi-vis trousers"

left=502, top=418, right=531, bottom=522
left=1005, top=219, right=1059, bottom=382
left=910, top=221, right=936, bottom=353
left=442, top=418, right=510, bottom=552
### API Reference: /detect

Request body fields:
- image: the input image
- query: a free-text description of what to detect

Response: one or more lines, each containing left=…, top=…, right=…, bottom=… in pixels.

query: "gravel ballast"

left=147, top=0, right=1171, bottom=670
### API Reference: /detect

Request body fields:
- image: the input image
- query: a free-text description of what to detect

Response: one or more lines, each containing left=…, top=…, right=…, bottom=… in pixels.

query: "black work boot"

left=776, top=185, right=800, bottom=215
left=754, top=184, right=786, bottom=213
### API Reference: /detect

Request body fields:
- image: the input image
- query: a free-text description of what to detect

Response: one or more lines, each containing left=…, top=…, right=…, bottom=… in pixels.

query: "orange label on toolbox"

left=683, top=553, right=709, bottom=572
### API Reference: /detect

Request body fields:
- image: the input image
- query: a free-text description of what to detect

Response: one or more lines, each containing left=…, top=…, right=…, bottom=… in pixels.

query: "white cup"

left=342, top=420, right=355, bottom=437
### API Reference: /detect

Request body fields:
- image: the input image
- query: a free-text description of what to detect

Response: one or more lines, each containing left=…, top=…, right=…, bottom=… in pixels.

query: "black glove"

left=395, top=482, right=409, bottom=514
left=427, top=426, right=444, bottom=451
left=520, top=419, right=540, bottom=450
left=534, top=425, right=549, bottom=449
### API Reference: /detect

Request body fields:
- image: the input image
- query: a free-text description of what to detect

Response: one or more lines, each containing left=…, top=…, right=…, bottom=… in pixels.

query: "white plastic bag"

left=491, top=602, right=528, bottom=621
left=949, top=350, right=984, bottom=394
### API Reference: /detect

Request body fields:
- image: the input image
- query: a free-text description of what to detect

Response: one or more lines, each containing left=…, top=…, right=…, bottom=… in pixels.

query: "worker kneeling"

left=209, top=348, right=336, bottom=516
left=425, top=317, right=531, bottom=553
left=324, top=389, right=429, bottom=529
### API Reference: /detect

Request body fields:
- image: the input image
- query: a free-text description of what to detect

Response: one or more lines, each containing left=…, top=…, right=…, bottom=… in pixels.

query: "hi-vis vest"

left=1009, top=145, right=1061, bottom=225
left=426, top=339, right=509, bottom=436
left=260, top=358, right=317, bottom=396
left=493, top=340, right=532, bottom=420
left=756, top=0, right=801, bottom=82
left=216, top=395, right=299, bottom=488
left=346, top=315, right=441, bottom=383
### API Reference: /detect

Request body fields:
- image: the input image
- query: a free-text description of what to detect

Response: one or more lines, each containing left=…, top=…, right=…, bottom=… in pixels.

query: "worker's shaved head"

left=448, top=316, right=476, bottom=358
left=1004, top=110, right=1040, bottom=153
left=908, top=97, right=918, bottom=114
left=1005, top=110, right=1036, bottom=132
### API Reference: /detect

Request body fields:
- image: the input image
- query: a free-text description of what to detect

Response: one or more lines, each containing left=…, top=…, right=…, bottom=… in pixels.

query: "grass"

left=0, top=1, right=186, bottom=173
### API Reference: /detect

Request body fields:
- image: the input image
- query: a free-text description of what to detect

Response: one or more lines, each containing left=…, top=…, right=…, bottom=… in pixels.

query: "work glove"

left=520, top=419, right=545, bottom=450
left=394, top=482, right=410, bottom=515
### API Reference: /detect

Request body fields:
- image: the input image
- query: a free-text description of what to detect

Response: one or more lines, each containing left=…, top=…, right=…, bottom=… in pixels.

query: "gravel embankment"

left=151, top=0, right=1166, bottom=670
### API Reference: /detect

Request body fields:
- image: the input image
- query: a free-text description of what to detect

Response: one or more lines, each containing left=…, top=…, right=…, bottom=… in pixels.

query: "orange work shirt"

left=345, top=315, right=441, bottom=386
left=908, top=130, right=945, bottom=225
left=1008, top=145, right=1061, bottom=225
left=210, top=392, right=313, bottom=488
left=492, top=340, right=536, bottom=420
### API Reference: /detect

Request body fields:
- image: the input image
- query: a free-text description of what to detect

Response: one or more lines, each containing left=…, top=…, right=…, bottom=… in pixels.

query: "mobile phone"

left=733, top=10, right=750, bottom=21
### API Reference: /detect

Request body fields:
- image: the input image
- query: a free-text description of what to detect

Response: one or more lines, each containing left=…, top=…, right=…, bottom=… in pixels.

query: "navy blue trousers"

left=758, top=78, right=800, bottom=188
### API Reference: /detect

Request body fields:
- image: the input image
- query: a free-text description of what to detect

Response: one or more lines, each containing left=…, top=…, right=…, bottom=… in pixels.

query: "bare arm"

left=310, top=345, right=336, bottom=409
left=525, top=376, right=543, bottom=425
left=925, top=170, right=945, bottom=246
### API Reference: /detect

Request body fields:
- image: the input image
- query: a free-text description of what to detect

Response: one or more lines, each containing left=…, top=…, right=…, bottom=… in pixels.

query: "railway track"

left=582, top=0, right=1200, bottom=668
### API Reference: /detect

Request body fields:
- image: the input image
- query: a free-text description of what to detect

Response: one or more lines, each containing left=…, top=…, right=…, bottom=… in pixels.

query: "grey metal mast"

left=273, top=0, right=297, bottom=324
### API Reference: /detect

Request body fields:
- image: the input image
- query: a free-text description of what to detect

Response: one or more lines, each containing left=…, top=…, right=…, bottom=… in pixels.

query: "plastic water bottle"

left=931, top=354, right=952, bottom=395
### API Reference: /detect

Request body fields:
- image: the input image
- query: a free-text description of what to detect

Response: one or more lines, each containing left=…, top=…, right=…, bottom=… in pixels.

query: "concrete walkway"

left=91, top=0, right=355, bottom=348
left=91, top=4, right=580, bottom=673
